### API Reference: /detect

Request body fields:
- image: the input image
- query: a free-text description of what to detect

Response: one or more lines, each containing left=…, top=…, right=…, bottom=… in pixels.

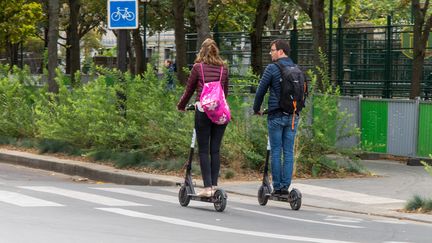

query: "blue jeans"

left=268, top=114, right=299, bottom=190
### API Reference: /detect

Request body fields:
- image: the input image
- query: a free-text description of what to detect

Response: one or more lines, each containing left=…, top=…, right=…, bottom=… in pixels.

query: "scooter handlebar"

left=186, top=104, right=196, bottom=111
left=254, top=108, right=268, bottom=115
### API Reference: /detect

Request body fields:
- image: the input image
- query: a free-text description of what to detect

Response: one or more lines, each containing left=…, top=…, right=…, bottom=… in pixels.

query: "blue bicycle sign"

left=108, top=0, right=138, bottom=29
left=111, top=7, right=135, bottom=21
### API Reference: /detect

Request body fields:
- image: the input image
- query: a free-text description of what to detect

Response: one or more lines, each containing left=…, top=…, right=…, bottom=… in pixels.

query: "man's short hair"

left=270, top=39, right=290, bottom=56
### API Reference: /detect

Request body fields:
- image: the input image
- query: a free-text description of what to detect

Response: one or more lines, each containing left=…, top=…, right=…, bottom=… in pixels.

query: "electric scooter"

left=257, top=110, right=302, bottom=210
left=178, top=105, right=228, bottom=212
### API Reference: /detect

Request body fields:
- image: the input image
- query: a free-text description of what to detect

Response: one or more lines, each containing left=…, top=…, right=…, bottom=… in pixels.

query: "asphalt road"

left=1, top=163, right=430, bottom=243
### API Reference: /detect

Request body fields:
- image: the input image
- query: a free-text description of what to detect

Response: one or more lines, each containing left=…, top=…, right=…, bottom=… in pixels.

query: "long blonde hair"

left=194, top=38, right=225, bottom=66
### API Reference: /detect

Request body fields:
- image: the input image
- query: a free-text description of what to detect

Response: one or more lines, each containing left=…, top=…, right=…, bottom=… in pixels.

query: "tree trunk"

left=127, top=32, right=135, bottom=75
left=7, top=42, right=19, bottom=67
left=194, top=0, right=211, bottom=48
left=411, top=51, right=424, bottom=99
left=67, top=0, right=81, bottom=87
left=250, top=0, right=271, bottom=76
left=295, top=0, right=326, bottom=90
left=42, top=26, right=48, bottom=73
left=132, top=29, right=144, bottom=75
left=410, top=0, right=432, bottom=99
left=311, top=0, right=326, bottom=68
left=173, top=0, right=188, bottom=85
left=48, top=0, right=59, bottom=93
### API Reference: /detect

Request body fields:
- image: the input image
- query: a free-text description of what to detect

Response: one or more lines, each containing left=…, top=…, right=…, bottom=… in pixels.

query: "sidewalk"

left=1, top=148, right=431, bottom=223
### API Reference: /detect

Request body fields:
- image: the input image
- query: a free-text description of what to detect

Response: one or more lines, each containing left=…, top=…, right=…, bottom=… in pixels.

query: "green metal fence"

left=186, top=16, right=432, bottom=99
left=418, top=103, right=432, bottom=157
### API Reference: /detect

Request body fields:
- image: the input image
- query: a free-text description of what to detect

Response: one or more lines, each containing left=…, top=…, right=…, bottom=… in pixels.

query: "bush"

left=35, top=71, right=131, bottom=149
left=0, top=62, right=365, bottom=178
left=295, top=52, right=362, bottom=177
left=0, top=65, right=39, bottom=138
left=421, top=156, right=432, bottom=176
left=405, top=195, right=432, bottom=213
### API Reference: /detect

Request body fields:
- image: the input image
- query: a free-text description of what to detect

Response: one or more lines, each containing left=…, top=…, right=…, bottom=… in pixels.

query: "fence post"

left=290, top=19, right=298, bottom=64
left=337, top=17, right=344, bottom=89
left=384, top=15, right=392, bottom=98
left=414, top=98, right=420, bottom=157
left=328, top=0, right=334, bottom=80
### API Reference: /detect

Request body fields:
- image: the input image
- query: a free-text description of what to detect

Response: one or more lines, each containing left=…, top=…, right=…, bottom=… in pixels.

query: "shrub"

left=35, top=71, right=131, bottom=149
left=405, top=195, right=432, bottom=213
left=0, top=65, right=39, bottom=138
left=295, top=51, right=362, bottom=177
left=421, top=156, right=432, bottom=176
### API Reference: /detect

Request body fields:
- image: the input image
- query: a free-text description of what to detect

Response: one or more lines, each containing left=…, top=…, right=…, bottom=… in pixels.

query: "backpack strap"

left=218, top=66, right=224, bottom=82
left=200, top=63, right=224, bottom=84
left=291, top=101, right=297, bottom=130
left=199, top=63, right=205, bottom=82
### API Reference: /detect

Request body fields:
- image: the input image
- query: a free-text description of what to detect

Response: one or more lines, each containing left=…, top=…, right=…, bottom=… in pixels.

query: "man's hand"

left=254, top=110, right=263, bottom=116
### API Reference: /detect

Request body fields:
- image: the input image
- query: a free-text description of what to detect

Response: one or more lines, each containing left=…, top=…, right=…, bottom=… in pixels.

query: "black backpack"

left=274, top=61, right=307, bottom=114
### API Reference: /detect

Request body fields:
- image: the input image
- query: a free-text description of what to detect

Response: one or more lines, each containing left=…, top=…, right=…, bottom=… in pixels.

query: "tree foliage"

left=0, top=0, right=43, bottom=46
left=331, top=0, right=411, bottom=25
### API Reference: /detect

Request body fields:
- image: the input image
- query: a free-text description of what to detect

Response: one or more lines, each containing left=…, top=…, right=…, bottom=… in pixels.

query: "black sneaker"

left=272, top=189, right=282, bottom=195
left=280, top=187, right=289, bottom=195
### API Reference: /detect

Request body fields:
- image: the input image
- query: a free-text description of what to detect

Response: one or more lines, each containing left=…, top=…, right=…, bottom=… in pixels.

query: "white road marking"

left=295, top=184, right=405, bottom=204
left=382, top=241, right=413, bottom=243
left=92, top=187, right=179, bottom=204
left=0, top=190, right=63, bottom=207
left=92, top=187, right=213, bottom=208
left=323, top=215, right=363, bottom=224
left=373, top=220, right=407, bottom=225
left=233, top=207, right=364, bottom=228
left=19, top=186, right=147, bottom=206
left=159, top=187, right=263, bottom=205
left=97, top=207, right=360, bottom=243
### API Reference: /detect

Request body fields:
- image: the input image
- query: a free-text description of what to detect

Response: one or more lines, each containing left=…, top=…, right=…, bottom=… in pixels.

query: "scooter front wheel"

left=289, top=188, right=302, bottom=210
left=258, top=185, right=270, bottom=206
left=213, top=189, right=227, bottom=212
left=178, top=185, right=191, bottom=207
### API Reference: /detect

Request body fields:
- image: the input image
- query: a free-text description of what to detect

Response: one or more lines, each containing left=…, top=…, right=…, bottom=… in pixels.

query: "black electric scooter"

left=178, top=105, right=228, bottom=212
left=257, top=110, right=302, bottom=210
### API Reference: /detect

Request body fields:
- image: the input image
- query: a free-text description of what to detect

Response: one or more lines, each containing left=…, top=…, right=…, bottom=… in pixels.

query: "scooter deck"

left=266, top=193, right=291, bottom=202
left=188, top=194, right=217, bottom=202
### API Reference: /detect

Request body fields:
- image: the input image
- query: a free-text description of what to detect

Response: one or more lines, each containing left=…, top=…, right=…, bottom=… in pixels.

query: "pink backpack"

left=199, top=63, right=231, bottom=125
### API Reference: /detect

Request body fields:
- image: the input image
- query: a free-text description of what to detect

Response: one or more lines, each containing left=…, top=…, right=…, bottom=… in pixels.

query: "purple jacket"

left=177, top=63, right=229, bottom=110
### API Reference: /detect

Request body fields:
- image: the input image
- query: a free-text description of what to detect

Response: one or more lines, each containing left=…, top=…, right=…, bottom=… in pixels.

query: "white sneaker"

left=196, top=188, right=212, bottom=197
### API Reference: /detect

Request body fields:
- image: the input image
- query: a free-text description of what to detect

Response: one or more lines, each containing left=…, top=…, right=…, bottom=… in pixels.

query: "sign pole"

left=117, top=30, right=128, bottom=72
left=108, top=0, right=139, bottom=72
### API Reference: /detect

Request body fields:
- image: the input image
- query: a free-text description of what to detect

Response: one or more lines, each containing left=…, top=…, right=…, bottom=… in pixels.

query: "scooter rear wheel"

left=258, top=185, right=270, bottom=206
left=178, top=185, right=190, bottom=207
left=289, top=188, right=302, bottom=210
left=213, top=189, right=227, bottom=212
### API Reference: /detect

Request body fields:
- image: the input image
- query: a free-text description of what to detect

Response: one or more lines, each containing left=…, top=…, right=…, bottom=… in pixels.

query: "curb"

left=0, top=151, right=178, bottom=187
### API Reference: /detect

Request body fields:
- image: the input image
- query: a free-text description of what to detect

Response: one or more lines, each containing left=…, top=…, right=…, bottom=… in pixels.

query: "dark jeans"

left=195, top=110, right=227, bottom=187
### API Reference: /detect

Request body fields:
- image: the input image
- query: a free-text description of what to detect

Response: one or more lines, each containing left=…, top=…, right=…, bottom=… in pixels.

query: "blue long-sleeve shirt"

left=253, top=57, right=295, bottom=118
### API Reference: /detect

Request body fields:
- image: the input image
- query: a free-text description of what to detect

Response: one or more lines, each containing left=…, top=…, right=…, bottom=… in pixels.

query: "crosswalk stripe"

left=233, top=207, right=363, bottom=228
left=92, top=187, right=213, bottom=208
left=0, top=190, right=63, bottom=207
left=19, top=186, right=148, bottom=206
left=97, top=208, right=360, bottom=243
left=92, top=187, right=179, bottom=204
left=295, top=184, right=405, bottom=204
left=159, top=187, right=260, bottom=205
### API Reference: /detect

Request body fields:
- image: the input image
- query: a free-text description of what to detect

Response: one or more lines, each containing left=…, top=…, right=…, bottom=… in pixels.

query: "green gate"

left=417, top=103, right=432, bottom=157
left=361, top=100, right=388, bottom=152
